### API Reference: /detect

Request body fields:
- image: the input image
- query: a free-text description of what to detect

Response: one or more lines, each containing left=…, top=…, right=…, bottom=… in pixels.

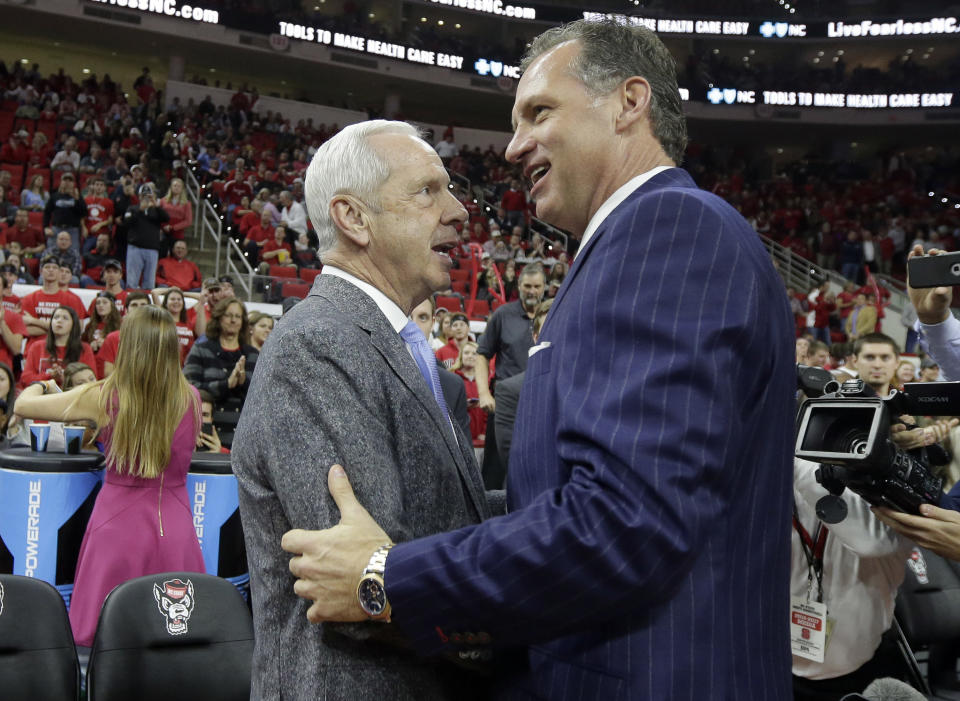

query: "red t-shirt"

left=21, top=289, right=87, bottom=325
left=456, top=370, right=487, bottom=442
left=175, top=320, right=196, bottom=365
left=97, top=330, right=121, bottom=372
left=84, top=196, right=114, bottom=237
left=223, top=181, right=252, bottom=207
left=246, top=224, right=274, bottom=245
left=20, top=341, right=97, bottom=387
left=0, top=309, right=27, bottom=371
left=261, top=239, right=292, bottom=264
left=156, top=257, right=202, bottom=291
left=2, top=294, right=21, bottom=314
left=435, top=339, right=461, bottom=369
left=2, top=224, right=44, bottom=250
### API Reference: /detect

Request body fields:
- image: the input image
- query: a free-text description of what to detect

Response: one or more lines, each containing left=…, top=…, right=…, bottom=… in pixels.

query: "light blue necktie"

left=399, top=321, right=450, bottom=423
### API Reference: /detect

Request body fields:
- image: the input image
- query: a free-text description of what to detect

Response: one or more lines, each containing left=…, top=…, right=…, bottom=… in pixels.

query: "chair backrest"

left=269, top=265, right=298, bottom=279
left=86, top=572, right=253, bottom=701
left=436, top=295, right=463, bottom=312
left=0, top=574, right=80, bottom=701
left=300, top=266, right=323, bottom=284
left=896, top=546, right=960, bottom=646
left=281, top=281, right=311, bottom=299
left=468, top=299, right=490, bottom=319
left=449, top=268, right=470, bottom=283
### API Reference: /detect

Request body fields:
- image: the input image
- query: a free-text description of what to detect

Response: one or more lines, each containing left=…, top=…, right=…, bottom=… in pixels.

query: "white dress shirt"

left=791, top=459, right=911, bottom=680
left=576, top=165, right=673, bottom=258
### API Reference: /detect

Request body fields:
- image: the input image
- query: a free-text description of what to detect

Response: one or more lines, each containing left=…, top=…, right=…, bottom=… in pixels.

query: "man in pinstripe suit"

left=283, top=19, right=796, bottom=700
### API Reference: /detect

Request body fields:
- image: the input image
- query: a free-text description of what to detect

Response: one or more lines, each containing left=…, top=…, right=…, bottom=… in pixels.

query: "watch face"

left=358, top=577, right=386, bottom=616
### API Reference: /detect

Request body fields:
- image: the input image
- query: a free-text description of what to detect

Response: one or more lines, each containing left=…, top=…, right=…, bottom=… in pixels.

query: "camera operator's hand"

left=891, top=416, right=959, bottom=450
left=908, top=244, right=953, bottom=325
left=873, top=504, right=960, bottom=562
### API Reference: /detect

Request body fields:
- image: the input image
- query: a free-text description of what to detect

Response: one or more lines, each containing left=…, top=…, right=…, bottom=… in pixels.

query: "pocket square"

left=529, top=341, right=552, bottom=358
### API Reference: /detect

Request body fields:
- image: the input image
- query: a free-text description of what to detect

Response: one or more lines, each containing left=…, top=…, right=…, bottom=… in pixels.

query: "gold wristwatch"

left=357, top=544, right=394, bottom=621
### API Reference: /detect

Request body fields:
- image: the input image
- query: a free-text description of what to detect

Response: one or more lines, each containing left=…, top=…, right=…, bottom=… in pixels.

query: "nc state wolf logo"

left=907, top=548, right=929, bottom=585
left=153, top=578, right=195, bottom=636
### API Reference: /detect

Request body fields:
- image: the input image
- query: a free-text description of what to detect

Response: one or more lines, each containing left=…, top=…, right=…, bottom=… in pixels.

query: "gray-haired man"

left=233, top=120, right=500, bottom=699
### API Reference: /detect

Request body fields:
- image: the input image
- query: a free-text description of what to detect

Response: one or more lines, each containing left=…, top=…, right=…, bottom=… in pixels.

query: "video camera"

left=794, top=366, right=960, bottom=523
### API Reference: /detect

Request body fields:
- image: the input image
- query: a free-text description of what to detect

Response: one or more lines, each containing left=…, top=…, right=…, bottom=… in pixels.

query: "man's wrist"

left=357, top=543, right=394, bottom=621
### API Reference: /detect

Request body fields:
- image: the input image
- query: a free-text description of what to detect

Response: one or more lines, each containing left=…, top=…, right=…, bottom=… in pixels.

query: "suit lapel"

left=543, top=168, right=696, bottom=335
left=315, top=276, right=487, bottom=518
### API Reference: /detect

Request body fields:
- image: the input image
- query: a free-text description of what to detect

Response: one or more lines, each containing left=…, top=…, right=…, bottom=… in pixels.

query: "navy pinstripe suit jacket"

left=388, top=168, right=796, bottom=700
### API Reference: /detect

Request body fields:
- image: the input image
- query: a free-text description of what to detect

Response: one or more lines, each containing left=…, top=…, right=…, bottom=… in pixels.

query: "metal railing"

left=195, top=198, right=223, bottom=278
left=184, top=166, right=203, bottom=235
left=224, top=236, right=256, bottom=301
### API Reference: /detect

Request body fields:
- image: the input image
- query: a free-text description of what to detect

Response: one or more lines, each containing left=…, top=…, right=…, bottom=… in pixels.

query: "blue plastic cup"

left=29, top=422, right=51, bottom=452
left=63, top=425, right=86, bottom=455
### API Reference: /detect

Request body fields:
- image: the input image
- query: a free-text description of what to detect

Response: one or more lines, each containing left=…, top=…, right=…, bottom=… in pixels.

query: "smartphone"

left=908, top=251, right=960, bottom=288
left=467, top=397, right=480, bottom=407
left=201, top=422, right=214, bottom=437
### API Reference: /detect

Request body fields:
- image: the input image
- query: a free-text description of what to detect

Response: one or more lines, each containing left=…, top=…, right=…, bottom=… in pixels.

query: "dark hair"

left=0, top=361, right=16, bottom=418
left=206, top=297, right=249, bottom=342
left=853, top=332, right=900, bottom=357
left=125, top=291, right=151, bottom=306
left=522, top=19, right=688, bottom=164
left=63, top=362, right=96, bottom=390
left=162, top=287, right=188, bottom=323
left=46, top=305, right=84, bottom=362
left=82, top=292, right=122, bottom=343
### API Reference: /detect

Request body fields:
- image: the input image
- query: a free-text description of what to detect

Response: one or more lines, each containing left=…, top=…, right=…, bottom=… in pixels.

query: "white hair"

left=304, top=119, right=422, bottom=257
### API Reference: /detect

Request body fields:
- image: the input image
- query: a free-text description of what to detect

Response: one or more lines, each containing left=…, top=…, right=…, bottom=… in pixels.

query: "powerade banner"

left=186, top=472, right=249, bottom=601
left=0, top=468, right=103, bottom=608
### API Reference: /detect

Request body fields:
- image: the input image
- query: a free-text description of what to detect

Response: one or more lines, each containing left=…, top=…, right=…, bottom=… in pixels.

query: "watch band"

left=363, top=544, right=394, bottom=577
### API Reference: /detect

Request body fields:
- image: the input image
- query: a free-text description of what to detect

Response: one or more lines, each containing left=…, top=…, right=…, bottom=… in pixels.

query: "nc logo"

left=490, top=61, right=503, bottom=78
left=707, top=87, right=723, bottom=104
left=723, top=89, right=737, bottom=104
left=474, top=58, right=490, bottom=76
left=759, top=21, right=775, bottom=37
left=775, top=22, right=789, bottom=37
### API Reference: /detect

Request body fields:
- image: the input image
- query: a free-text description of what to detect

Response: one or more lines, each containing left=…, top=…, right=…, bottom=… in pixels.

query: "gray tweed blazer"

left=232, top=274, right=496, bottom=700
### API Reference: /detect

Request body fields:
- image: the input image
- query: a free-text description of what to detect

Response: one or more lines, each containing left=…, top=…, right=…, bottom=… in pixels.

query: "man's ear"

left=329, top=195, right=371, bottom=247
left=615, top=76, right=652, bottom=134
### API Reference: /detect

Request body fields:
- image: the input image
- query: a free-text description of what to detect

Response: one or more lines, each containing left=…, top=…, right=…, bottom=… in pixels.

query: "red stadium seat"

left=449, top=268, right=470, bottom=284
left=436, top=295, right=463, bottom=312
left=451, top=281, right=467, bottom=295
left=281, top=282, right=311, bottom=299
left=27, top=211, right=42, bottom=228
left=52, top=170, right=65, bottom=189
left=269, top=265, right=298, bottom=279
left=300, top=267, right=323, bottom=284
left=0, top=100, right=18, bottom=113
left=0, top=114, right=13, bottom=141
left=36, top=120, right=56, bottom=141
left=467, top=299, right=490, bottom=320
left=25, top=258, right=39, bottom=278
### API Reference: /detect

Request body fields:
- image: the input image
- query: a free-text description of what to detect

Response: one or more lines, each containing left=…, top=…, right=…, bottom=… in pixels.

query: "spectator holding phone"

left=196, top=389, right=226, bottom=453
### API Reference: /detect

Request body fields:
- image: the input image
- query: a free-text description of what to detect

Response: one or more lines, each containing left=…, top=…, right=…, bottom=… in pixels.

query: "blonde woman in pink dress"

left=15, top=305, right=205, bottom=646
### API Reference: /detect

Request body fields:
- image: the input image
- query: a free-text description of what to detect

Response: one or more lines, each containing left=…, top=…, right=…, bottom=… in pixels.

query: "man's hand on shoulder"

left=282, top=464, right=393, bottom=623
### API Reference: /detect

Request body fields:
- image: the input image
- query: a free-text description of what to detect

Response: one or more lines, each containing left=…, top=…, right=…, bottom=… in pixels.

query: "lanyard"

left=793, top=507, right=829, bottom=604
